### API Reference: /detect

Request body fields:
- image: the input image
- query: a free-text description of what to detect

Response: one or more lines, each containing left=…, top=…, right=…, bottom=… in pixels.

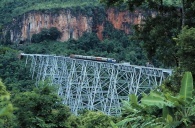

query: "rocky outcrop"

left=4, top=7, right=153, bottom=43
left=21, top=10, right=92, bottom=41
left=107, top=8, right=143, bottom=34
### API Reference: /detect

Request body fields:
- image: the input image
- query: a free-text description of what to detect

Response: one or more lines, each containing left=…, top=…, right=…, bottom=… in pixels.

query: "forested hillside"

left=0, top=0, right=195, bottom=127
left=0, top=0, right=99, bottom=25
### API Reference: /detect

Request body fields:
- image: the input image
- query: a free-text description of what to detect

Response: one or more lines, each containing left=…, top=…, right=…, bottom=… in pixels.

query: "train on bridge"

left=20, top=53, right=172, bottom=115
left=70, top=54, right=117, bottom=63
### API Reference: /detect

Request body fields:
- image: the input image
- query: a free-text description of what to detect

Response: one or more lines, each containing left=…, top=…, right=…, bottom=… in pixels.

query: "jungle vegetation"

left=0, top=0, right=195, bottom=127
left=0, top=0, right=99, bottom=25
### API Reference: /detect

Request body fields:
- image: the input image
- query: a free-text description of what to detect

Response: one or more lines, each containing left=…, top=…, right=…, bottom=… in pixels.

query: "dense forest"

left=0, top=0, right=195, bottom=127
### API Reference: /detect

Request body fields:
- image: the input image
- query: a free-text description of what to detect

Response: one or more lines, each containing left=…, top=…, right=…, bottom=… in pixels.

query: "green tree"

left=0, top=79, right=14, bottom=128
left=67, top=32, right=100, bottom=52
left=134, top=14, right=180, bottom=67
left=79, top=111, right=117, bottom=128
left=48, top=27, right=61, bottom=40
left=78, top=32, right=100, bottom=52
left=100, top=0, right=180, bottom=11
left=176, top=27, right=195, bottom=78
left=13, top=83, right=79, bottom=128
left=31, top=27, right=61, bottom=43
left=31, top=33, right=42, bottom=43
left=4, top=31, right=12, bottom=45
left=0, top=46, right=34, bottom=92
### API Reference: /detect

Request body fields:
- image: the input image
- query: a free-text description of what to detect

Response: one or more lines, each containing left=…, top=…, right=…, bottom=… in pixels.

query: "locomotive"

left=70, top=54, right=117, bottom=63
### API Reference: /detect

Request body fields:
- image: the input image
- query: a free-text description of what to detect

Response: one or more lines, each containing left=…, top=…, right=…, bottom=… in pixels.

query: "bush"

left=13, top=84, right=79, bottom=128
left=31, top=33, right=42, bottom=43
left=49, top=27, right=61, bottom=40
left=67, top=32, right=100, bottom=52
left=31, top=27, right=61, bottom=43
left=176, top=26, right=195, bottom=78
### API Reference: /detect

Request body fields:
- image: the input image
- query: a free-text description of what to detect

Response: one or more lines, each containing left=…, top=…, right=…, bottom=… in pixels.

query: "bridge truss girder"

left=22, top=54, right=172, bottom=115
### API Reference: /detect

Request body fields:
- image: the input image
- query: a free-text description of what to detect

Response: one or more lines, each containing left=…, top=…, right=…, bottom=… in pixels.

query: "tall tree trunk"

left=181, top=0, right=185, bottom=28
left=159, top=0, right=163, bottom=15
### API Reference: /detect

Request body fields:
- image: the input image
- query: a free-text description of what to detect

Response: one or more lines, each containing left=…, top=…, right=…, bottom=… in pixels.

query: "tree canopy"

left=0, top=79, right=14, bottom=127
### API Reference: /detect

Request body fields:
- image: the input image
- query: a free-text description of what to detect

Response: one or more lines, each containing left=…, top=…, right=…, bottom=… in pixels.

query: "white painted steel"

left=21, top=53, right=172, bottom=115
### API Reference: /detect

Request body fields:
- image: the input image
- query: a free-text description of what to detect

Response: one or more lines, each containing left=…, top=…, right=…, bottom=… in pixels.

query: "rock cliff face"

left=21, top=10, right=92, bottom=41
left=4, top=7, right=152, bottom=43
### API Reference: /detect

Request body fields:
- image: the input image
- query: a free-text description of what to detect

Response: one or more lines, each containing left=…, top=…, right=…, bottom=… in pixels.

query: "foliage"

left=67, top=32, right=101, bottom=52
left=3, top=31, right=12, bottom=45
left=0, top=79, right=14, bottom=128
left=176, top=26, right=195, bottom=79
left=31, top=27, right=61, bottom=43
left=100, top=0, right=181, bottom=11
left=31, top=33, right=42, bottom=43
left=12, top=83, right=79, bottom=128
left=115, top=72, right=195, bottom=128
left=101, top=0, right=195, bottom=68
left=0, top=0, right=99, bottom=25
left=179, top=71, right=193, bottom=100
left=78, top=111, right=118, bottom=128
left=134, top=14, right=180, bottom=67
left=0, top=46, right=35, bottom=92
left=49, top=27, right=62, bottom=40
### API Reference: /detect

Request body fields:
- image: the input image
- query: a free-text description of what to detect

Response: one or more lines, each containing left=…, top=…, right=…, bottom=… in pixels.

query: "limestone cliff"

left=4, top=7, right=153, bottom=43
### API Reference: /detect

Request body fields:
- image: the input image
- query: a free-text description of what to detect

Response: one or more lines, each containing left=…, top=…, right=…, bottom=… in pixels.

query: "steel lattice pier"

left=21, top=53, right=172, bottom=115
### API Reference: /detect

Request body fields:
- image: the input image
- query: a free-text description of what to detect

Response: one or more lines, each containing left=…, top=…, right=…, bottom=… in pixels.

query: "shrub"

left=31, top=27, right=61, bottom=43
left=48, top=27, right=61, bottom=40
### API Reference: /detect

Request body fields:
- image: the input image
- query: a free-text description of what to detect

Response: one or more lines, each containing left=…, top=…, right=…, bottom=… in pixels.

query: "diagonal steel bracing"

left=21, top=53, right=172, bottom=115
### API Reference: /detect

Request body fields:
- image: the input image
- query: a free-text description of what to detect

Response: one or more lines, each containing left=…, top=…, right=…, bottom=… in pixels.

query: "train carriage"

left=70, top=54, right=116, bottom=63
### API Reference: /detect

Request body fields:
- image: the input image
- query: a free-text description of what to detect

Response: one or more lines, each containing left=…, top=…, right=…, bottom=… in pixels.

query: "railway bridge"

left=21, top=53, right=172, bottom=115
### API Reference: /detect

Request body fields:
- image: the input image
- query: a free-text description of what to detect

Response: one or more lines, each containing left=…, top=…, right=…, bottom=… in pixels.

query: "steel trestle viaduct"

left=21, top=53, right=172, bottom=115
